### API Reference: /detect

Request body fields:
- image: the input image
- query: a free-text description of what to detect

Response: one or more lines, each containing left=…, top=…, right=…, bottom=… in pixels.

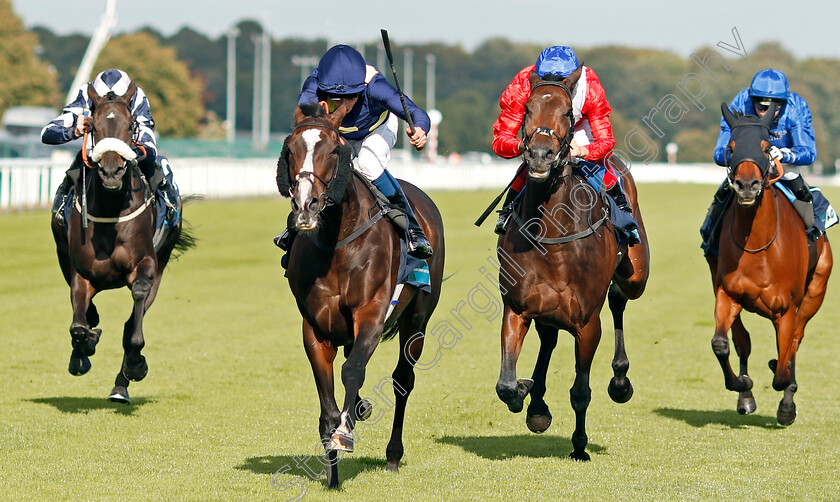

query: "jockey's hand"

left=768, top=145, right=784, bottom=163
left=75, top=116, right=92, bottom=138
left=569, top=139, right=589, bottom=159
left=407, top=127, right=427, bottom=150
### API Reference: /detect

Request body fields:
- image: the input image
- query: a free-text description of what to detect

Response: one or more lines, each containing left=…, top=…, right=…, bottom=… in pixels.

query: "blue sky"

left=12, top=0, right=840, bottom=59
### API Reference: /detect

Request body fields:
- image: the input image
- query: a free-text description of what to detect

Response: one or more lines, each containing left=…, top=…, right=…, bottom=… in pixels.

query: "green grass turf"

left=2, top=184, right=840, bottom=501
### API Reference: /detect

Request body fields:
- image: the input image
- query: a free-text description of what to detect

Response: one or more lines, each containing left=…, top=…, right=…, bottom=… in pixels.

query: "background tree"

left=95, top=32, right=205, bottom=137
left=0, top=0, right=58, bottom=116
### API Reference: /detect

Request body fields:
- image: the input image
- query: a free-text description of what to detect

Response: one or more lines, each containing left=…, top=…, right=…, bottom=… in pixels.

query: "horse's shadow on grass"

left=436, top=434, right=607, bottom=460
left=28, top=396, right=153, bottom=416
left=236, top=454, right=384, bottom=489
left=654, top=407, right=783, bottom=429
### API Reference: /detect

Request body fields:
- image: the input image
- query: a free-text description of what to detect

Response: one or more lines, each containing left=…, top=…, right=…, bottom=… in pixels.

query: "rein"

left=729, top=186, right=780, bottom=253
left=511, top=189, right=610, bottom=245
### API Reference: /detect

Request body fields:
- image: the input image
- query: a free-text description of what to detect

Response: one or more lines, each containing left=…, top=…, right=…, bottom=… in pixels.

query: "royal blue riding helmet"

left=535, top=46, right=580, bottom=78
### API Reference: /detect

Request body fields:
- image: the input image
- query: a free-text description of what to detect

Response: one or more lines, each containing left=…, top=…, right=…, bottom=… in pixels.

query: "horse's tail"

left=171, top=195, right=200, bottom=258
left=381, top=322, right=400, bottom=342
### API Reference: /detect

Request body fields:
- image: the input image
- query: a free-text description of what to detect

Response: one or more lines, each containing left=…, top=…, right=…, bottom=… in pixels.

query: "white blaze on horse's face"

left=294, top=128, right=324, bottom=230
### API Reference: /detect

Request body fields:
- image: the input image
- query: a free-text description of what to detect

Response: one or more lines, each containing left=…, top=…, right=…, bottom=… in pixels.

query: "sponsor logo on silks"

left=824, top=205, right=838, bottom=228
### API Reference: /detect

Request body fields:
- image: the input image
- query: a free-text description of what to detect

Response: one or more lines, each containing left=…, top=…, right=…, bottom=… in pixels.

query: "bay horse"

left=494, top=66, right=650, bottom=460
left=276, top=101, right=445, bottom=487
left=707, top=103, right=832, bottom=425
left=51, top=81, right=193, bottom=404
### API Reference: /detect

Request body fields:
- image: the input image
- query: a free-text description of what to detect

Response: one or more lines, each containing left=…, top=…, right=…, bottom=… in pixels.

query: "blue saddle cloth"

left=575, top=160, right=640, bottom=245
left=398, top=238, right=432, bottom=293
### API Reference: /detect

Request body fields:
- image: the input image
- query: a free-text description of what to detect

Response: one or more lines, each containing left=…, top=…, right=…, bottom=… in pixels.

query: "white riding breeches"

left=347, top=113, right=399, bottom=181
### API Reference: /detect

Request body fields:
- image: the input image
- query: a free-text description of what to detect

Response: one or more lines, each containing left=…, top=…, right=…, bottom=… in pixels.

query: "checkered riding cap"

left=92, top=68, right=132, bottom=97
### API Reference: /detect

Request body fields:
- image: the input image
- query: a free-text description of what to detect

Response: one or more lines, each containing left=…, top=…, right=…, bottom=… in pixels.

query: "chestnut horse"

left=51, top=82, right=193, bottom=404
left=276, top=102, right=445, bottom=487
left=494, top=67, right=650, bottom=460
left=708, top=103, right=832, bottom=425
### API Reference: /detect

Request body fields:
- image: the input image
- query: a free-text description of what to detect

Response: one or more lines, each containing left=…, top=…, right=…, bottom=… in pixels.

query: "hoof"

left=737, top=392, right=756, bottom=415
left=608, top=376, right=634, bottom=403
left=356, top=398, right=373, bottom=422
left=70, top=325, right=101, bottom=357
left=327, top=432, right=354, bottom=452
left=526, top=411, right=552, bottom=434
left=768, top=359, right=777, bottom=372
left=496, top=378, right=533, bottom=414
left=385, top=460, right=399, bottom=472
left=569, top=450, right=591, bottom=461
left=68, top=348, right=91, bottom=376
left=108, top=386, right=131, bottom=404
left=122, top=356, right=148, bottom=382
left=777, top=401, right=797, bottom=426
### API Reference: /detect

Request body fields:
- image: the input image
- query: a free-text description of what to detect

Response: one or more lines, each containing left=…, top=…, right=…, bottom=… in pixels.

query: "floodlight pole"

left=226, top=27, right=239, bottom=144
left=66, top=0, right=117, bottom=104
left=260, top=31, right=271, bottom=147
left=252, top=35, right=262, bottom=147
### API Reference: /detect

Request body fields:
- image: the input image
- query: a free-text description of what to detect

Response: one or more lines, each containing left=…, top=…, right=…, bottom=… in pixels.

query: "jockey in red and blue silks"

left=491, top=45, right=629, bottom=235
left=701, top=68, right=837, bottom=256
left=42, top=68, right=179, bottom=225
left=275, top=44, right=434, bottom=260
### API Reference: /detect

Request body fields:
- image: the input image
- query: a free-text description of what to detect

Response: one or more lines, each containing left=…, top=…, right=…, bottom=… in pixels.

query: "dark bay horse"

left=708, top=103, right=832, bottom=425
left=51, top=81, right=193, bottom=404
left=276, top=101, right=445, bottom=487
left=495, top=66, right=650, bottom=460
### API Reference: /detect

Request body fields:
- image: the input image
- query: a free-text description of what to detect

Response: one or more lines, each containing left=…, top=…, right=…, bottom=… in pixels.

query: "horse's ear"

left=562, top=64, right=584, bottom=92
left=721, top=102, right=738, bottom=128
left=124, top=80, right=137, bottom=102
left=87, top=82, right=102, bottom=108
left=293, top=105, right=306, bottom=126
left=528, top=70, right=540, bottom=89
left=761, top=102, right=777, bottom=128
left=328, top=95, right=357, bottom=126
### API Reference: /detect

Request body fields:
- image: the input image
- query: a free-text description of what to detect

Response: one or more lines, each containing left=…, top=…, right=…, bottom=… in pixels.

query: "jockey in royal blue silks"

left=274, top=44, right=434, bottom=260
left=700, top=68, right=838, bottom=256
left=42, top=68, right=179, bottom=225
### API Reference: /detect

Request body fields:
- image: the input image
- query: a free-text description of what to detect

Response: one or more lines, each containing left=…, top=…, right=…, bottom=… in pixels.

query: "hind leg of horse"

left=569, top=316, right=602, bottom=461
left=302, top=320, right=341, bottom=488
left=496, top=305, right=532, bottom=413
left=711, top=290, right=752, bottom=392
left=731, top=316, right=756, bottom=415
left=68, top=273, right=99, bottom=376
left=329, top=304, right=385, bottom=454
left=606, top=283, right=633, bottom=403
left=384, top=311, right=428, bottom=472
left=525, top=322, right=558, bottom=434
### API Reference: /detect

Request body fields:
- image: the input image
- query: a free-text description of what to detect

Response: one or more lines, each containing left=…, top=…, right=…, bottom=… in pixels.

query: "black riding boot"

left=273, top=212, right=298, bottom=269
left=608, top=184, right=631, bottom=212
left=786, top=176, right=817, bottom=237
left=700, top=181, right=732, bottom=254
left=52, top=176, right=73, bottom=226
left=156, top=178, right=179, bottom=222
left=495, top=189, right=519, bottom=235
left=387, top=192, right=434, bottom=259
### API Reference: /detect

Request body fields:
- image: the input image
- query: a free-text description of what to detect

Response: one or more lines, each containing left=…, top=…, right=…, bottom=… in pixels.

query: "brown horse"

left=276, top=101, right=445, bottom=487
left=494, top=67, right=650, bottom=460
left=51, top=81, right=193, bottom=404
left=708, top=103, right=832, bottom=425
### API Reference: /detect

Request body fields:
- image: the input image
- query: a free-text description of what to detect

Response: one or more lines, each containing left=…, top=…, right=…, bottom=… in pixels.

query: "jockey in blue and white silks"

left=42, top=68, right=178, bottom=225
left=701, top=68, right=837, bottom=256
left=275, top=44, right=434, bottom=260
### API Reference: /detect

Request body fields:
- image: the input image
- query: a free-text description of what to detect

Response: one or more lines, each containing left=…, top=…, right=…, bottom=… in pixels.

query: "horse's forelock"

left=299, top=102, right=327, bottom=119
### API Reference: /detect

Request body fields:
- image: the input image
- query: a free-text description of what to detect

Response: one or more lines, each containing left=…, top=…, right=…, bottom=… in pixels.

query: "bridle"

left=82, top=94, right=144, bottom=170
left=521, top=80, right=576, bottom=171
left=285, top=121, right=351, bottom=212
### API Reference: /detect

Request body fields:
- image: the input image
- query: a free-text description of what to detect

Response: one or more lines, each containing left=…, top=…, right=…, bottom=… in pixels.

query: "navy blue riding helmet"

left=315, top=45, right=367, bottom=96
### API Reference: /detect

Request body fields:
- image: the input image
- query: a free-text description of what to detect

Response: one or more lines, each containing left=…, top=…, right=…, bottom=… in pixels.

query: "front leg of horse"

left=711, top=291, right=752, bottom=393
left=731, top=316, right=756, bottom=415
left=772, top=355, right=798, bottom=426
left=526, top=322, right=558, bottom=433
left=606, top=284, right=633, bottom=403
left=569, top=319, right=602, bottom=461
left=68, top=275, right=100, bottom=376
left=121, top=261, right=156, bottom=382
left=496, top=306, right=532, bottom=413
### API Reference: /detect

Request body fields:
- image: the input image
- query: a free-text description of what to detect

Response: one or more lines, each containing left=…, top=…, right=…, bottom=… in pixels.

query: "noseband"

left=521, top=80, right=576, bottom=170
